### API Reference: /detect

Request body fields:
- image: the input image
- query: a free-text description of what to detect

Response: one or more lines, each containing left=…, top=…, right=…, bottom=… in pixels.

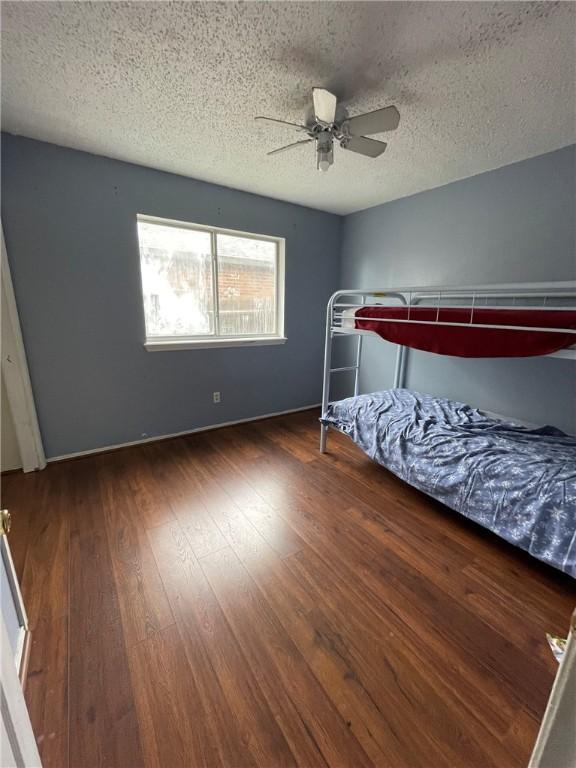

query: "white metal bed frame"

left=320, top=281, right=576, bottom=452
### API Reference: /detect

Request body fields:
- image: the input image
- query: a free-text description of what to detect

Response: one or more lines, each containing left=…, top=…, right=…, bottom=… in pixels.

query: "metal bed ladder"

left=319, top=289, right=410, bottom=453
left=320, top=291, right=365, bottom=453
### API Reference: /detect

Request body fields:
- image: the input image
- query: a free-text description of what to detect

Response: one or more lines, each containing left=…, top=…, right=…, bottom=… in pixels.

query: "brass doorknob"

left=0, top=509, right=11, bottom=535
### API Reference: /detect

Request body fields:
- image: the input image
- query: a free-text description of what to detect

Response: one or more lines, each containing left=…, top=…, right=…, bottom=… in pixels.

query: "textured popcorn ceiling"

left=1, top=1, right=575, bottom=214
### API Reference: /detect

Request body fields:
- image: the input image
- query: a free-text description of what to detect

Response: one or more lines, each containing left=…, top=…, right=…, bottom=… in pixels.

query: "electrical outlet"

left=213, top=391, right=221, bottom=404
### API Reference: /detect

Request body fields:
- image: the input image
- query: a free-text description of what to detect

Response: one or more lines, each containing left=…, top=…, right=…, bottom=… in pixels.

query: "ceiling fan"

left=255, top=88, right=400, bottom=172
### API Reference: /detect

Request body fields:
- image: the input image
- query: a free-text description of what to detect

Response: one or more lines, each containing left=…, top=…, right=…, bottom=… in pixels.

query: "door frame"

left=1, top=225, right=46, bottom=473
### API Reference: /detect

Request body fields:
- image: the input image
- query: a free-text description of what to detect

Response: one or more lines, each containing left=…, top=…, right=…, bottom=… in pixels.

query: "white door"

left=529, top=612, right=576, bottom=768
left=0, top=516, right=41, bottom=766
left=1, top=615, right=41, bottom=767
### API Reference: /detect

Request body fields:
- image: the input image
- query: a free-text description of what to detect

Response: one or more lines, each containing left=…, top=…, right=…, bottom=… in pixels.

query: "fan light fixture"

left=255, top=88, right=400, bottom=172
left=317, top=133, right=333, bottom=172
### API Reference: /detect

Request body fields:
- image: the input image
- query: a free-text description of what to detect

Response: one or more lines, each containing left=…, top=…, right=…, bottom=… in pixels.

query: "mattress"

left=321, top=388, right=576, bottom=577
left=352, top=306, right=576, bottom=357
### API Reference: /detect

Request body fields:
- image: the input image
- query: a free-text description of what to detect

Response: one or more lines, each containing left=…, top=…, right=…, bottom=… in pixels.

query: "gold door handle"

left=0, top=509, right=11, bottom=535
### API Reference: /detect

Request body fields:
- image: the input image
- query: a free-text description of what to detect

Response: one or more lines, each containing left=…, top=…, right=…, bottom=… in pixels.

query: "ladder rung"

left=330, top=366, right=358, bottom=373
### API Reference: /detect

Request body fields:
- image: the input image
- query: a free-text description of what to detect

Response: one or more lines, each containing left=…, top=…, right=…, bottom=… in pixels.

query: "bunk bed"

left=319, top=283, right=576, bottom=577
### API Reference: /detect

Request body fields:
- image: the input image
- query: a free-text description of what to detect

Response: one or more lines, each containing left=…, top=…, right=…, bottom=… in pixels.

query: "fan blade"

left=344, top=105, right=400, bottom=136
left=340, top=136, right=387, bottom=158
left=255, top=116, right=307, bottom=131
left=312, top=88, right=337, bottom=124
left=267, top=139, right=313, bottom=156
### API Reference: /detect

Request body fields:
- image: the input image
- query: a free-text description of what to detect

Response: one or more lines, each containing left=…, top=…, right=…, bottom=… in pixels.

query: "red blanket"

left=354, top=306, right=576, bottom=357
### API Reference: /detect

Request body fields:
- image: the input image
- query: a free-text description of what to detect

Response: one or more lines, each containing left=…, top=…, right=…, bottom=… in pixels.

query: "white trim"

left=276, top=238, right=286, bottom=340
left=211, top=228, right=221, bottom=337
left=47, top=403, right=320, bottom=463
left=1, top=226, right=46, bottom=473
left=145, top=336, right=287, bottom=352
left=137, top=214, right=283, bottom=244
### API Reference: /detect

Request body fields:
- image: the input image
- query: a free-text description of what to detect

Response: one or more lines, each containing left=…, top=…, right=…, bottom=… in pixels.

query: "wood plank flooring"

left=3, top=409, right=575, bottom=768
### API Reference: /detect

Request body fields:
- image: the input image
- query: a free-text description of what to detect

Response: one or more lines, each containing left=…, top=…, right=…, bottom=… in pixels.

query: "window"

left=136, top=215, right=285, bottom=350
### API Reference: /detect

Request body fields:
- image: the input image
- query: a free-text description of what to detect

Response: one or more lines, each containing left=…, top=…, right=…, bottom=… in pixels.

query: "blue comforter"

left=321, top=389, right=576, bottom=577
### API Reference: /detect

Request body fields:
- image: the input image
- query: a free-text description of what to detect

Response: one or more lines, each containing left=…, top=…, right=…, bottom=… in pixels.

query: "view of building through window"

left=137, top=219, right=280, bottom=339
left=216, top=233, right=276, bottom=336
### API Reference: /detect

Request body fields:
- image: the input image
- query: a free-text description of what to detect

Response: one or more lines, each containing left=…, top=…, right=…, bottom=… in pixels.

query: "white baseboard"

left=47, top=403, right=321, bottom=463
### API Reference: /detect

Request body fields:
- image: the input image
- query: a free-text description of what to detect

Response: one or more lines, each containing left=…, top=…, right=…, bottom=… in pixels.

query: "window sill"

left=144, top=336, right=287, bottom=352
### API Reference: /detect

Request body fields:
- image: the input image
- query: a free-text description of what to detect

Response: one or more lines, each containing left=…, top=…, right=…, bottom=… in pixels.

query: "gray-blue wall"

left=1, top=134, right=341, bottom=458
left=340, top=145, right=576, bottom=433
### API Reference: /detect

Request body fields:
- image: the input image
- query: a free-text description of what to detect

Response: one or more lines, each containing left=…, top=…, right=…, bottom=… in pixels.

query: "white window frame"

left=137, top=214, right=286, bottom=351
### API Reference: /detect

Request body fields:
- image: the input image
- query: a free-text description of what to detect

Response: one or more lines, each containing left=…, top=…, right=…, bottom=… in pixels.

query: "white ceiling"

left=2, top=1, right=575, bottom=215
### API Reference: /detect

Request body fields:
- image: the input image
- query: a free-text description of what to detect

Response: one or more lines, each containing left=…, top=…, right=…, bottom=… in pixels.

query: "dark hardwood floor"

left=3, top=409, right=575, bottom=768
